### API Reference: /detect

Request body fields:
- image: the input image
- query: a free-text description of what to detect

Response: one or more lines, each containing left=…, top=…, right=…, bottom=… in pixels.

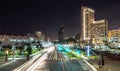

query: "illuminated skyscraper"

left=81, top=6, right=108, bottom=44
left=81, top=6, right=95, bottom=41
left=92, top=20, right=108, bottom=38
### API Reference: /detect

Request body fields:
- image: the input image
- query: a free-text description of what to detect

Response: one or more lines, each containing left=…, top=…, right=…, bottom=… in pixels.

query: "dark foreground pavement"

left=89, top=57, right=120, bottom=71
left=0, top=59, right=26, bottom=71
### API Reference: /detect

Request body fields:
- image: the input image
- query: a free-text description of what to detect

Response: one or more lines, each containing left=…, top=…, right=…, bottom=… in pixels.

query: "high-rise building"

left=81, top=6, right=108, bottom=44
left=81, top=6, right=95, bottom=41
left=92, top=20, right=108, bottom=38
left=58, top=25, right=65, bottom=43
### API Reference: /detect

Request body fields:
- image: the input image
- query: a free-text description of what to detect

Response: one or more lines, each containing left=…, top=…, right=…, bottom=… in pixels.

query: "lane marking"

left=83, top=59, right=97, bottom=71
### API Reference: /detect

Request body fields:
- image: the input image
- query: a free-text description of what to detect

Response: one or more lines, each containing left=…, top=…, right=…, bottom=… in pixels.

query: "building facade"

left=81, top=6, right=108, bottom=44
left=0, top=35, right=30, bottom=45
left=108, top=28, right=120, bottom=42
left=81, top=6, right=95, bottom=41
left=35, top=31, right=45, bottom=40
left=92, top=20, right=108, bottom=38
left=108, top=28, right=120, bottom=37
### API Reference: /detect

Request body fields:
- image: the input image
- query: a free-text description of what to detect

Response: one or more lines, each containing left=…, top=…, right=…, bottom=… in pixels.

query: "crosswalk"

left=48, top=58, right=66, bottom=61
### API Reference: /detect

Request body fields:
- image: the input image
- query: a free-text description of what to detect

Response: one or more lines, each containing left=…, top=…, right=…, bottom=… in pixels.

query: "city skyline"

left=1, top=0, right=120, bottom=40
left=0, top=0, right=120, bottom=71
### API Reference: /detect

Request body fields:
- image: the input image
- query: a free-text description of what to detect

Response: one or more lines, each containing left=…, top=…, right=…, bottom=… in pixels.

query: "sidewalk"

left=0, top=55, right=26, bottom=68
left=0, top=59, right=11, bottom=66
left=0, top=50, right=43, bottom=66
left=78, top=59, right=97, bottom=71
left=89, top=57, right=120, bottom=71
left=0, top=50, right=43, bottom=71
left=0, top=59, right=26, bottom=71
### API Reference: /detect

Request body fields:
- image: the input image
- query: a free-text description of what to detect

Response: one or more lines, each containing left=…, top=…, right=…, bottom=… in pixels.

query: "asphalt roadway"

left=2, top=46, right=95, bottom=71
left=44, top=47, right=85, bottom=71
left=24, top=46, right=93, bottom=71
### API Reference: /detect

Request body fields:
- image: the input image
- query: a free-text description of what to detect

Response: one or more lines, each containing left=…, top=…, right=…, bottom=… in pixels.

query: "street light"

left=12, top=45, right=16, bottom=60
left=5, top=50, right=9, bottom=61
left=98, top=45, right=104, bottom=68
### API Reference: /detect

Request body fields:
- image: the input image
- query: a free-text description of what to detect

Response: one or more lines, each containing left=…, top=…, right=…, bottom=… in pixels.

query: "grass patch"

left=32, top=48, right=39, bottom=54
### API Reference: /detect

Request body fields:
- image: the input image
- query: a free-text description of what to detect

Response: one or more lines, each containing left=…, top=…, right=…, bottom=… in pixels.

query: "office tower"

left=81, top=6, right=95, bottom=41
left=58, top=25, right=65, bottom=43
left=81, top=6, right=108, bottom=44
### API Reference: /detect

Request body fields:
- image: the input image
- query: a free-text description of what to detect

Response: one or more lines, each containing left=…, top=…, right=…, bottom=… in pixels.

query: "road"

left=45, top=47, right=85, bottom=71
left=13, top=46, right=95, bottom=71
left=0, top=59, right=26, bottom=71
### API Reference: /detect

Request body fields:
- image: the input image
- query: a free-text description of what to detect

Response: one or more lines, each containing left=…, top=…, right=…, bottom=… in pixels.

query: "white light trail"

left=26, top=53, right=48, bottom=71
left=83, top=59, right=97, bottom=71
left=13, top=49, right=47, bottom=71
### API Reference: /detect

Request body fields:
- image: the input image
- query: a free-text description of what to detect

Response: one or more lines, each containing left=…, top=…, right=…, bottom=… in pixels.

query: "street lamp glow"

left=6, top=50, right=9, bottom=55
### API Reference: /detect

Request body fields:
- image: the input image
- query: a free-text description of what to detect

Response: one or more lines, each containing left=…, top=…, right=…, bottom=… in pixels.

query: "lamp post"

left=98, top=44, right=104, bottom=68
left=12, top=51, right=14, bottom=60
left=5, top=50, right=9, bottom=61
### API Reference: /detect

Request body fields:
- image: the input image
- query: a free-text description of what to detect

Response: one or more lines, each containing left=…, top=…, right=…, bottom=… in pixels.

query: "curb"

left=83, top=59, right=97, bottom=71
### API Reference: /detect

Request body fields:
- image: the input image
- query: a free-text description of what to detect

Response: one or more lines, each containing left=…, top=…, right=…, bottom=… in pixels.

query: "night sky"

left=1, top=0, right=120, bottom=40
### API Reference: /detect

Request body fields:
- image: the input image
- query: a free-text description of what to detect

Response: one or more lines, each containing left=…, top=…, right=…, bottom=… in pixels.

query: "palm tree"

left=19, top=46, right=24, bottom=55
left=66, top=37, right=76, bottom=44
left=75, top=33, right=80, bottom=46
left=3, top=45, right=12, bottom=52
left=25, top=43, right=32, bottom=60
left=3, top=45, right=12, bottom=61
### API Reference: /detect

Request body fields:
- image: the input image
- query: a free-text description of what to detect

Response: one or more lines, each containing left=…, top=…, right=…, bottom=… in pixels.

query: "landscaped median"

left=56, top=44, right=98, bottom=71
left=13, top=50, right=46, bottom=71
left=60, top=46, right=98, bottom=60
left=0, top=47, right=43, bottom=65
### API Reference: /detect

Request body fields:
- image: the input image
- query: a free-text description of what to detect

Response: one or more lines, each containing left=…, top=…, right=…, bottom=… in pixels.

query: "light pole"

left=12, top=45, right=15, bottom=60
left=5, top=50, right=9, bottom=61
left=98, top=44, right=104, bottom=68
